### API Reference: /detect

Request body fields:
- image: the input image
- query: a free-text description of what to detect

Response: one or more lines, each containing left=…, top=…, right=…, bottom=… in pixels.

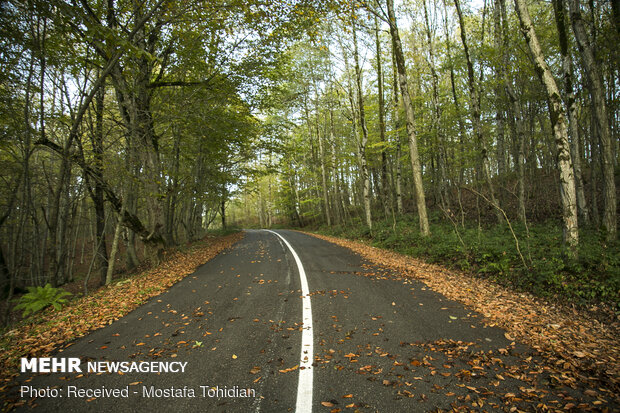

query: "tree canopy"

left=0, top=0, right=618, bottom=314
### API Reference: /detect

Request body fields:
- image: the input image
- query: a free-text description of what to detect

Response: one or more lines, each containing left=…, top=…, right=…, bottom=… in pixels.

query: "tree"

left=453, top=0, right=503, bottom=224
left=552, top=0, right=589, bottom=226
left=386, top=0, right=430, bottom=236
left=513, top=0, right=579, bottom=254
left=568, top=0, right=616, bottom=241
left=351, top=10, right=373, bottom=231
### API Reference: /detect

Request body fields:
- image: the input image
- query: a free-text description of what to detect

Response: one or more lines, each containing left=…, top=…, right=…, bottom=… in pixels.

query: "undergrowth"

left=314, top=214, right=619, bottom=311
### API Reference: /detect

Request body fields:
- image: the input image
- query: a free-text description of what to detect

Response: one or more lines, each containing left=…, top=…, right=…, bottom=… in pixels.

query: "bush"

left=14, top=284, right=72, bottom=318
left=313, top=215, right=619, bottom=309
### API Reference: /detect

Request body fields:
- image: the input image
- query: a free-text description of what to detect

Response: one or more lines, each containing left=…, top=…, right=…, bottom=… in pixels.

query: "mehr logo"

left=20, top=358, right=189, bottom=373
left=21, top=358, right=82, bottom=373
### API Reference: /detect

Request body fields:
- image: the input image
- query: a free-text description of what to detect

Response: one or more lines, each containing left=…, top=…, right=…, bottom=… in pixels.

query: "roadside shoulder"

left=0, top=232, right=244, bottom=386
left=303, top=231, right=620, bottom=395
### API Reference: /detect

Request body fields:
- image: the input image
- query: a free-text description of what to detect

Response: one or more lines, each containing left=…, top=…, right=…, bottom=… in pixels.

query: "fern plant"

left=14, top=284, right=72, bottom=317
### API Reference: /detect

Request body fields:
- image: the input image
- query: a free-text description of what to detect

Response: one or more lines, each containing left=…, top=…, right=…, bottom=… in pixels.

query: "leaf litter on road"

left=306, top=231, right=619, bottom=410
left=0, top=232, right=244, bottom=388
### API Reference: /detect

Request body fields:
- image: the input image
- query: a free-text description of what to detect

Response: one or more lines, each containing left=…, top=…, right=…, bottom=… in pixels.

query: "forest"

left=0, top=0, right=618, bottom=326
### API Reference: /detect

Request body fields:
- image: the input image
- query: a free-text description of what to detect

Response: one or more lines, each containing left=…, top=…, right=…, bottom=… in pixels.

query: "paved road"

left=9, top=230, right=587, bottom=411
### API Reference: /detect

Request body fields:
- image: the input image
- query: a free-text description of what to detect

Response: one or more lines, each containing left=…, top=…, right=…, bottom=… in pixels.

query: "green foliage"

left=478, top=253, right=511, bottom=277
left=317, top=217, right=619, bottom=310
left=14, top=284, right=72, bottom=318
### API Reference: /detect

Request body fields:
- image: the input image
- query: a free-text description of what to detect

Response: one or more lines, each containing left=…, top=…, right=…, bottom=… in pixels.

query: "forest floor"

left=304, top=231, right=620, bottom=407
left=0, top=231, right=244, bottom=392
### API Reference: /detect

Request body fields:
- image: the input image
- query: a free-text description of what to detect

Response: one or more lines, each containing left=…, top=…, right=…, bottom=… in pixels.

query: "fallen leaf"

left=279, top=365, right=299, bottom=373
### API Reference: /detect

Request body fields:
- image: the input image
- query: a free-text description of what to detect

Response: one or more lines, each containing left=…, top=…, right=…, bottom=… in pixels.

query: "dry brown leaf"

left=279, top=365, right=299, bottom=373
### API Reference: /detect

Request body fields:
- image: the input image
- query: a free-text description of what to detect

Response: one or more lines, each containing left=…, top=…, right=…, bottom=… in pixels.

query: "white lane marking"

left=266, top=230, right=313, bottom=413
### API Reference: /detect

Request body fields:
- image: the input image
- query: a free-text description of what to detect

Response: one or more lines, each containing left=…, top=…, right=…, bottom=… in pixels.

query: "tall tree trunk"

left=553, top=0, right=590, bottom=226
left=391, top=48, right=403, bottom=214
left=374, top=16, right=390, bottom=218
left=386, top=0, right=430, bottom=236
left=493, top=0, right=507, bottom=178
left=351, top=14, right=373, bottom=230
left=124, top=176, right=141, bottom=269
left=422, top=0, right=449, bottom=211
left=164, top=127, right=181, bottom=245
left=506, top=87, right=528, bottom=224
left=341, top=41, right=360, bottom=219
left=106, top=207, right=124, bottom=285
left=442, top=0, right=467, bottom=186
left=34, top=14, right=69, bottom=287
left=514, top=0, right=579, bottom=254
left=330, top=104, right=343, bottom=225
left=89, top=77, right=109, bottom=286
left=568, top=0, right=616, bottom=241
left=589, top=120, right=601, bottom=229
left=221, top=188, right=227, bottom=230
left=315, top=86, right=332, bottom=227
left=497, top=0, right=528, bottom=224
left=454, top=0, right=503, bottom=224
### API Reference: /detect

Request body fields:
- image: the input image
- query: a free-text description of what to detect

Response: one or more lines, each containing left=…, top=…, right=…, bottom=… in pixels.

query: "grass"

left=312, top=213, right=620, bottom=312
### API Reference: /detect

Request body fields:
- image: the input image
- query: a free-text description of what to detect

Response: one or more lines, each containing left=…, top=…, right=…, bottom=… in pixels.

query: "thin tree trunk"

left=90, top=77, right=109, bottom=285
left=506, top=87, right=528, bottom=224
left=351, top=15, right=373, bottom=230
left=568, top=0, right=616, bottom=240
left=514, top=0, right=579, bottom=254
left=493, top=0, right=507, bottom=178
left=422, top=0, right=449, bottom=211
left=391, top=48, right=403, bottom=214
left=387, top=0, right=430, bottom=236
left=221, top=190, right=227, bottom=230
left=374, top=16, right=390, bottom=218
left=553, top=0, right=590, bottom=226
left=442, top=0, right=467, bottom=186
left=316, top=91, right=332, bottom=227
left=589, top=121, right=601, bottom=228
left=329, top=104, right=343, bottom=225
left=106, top=207, right=124, bottom=285
left=454, top=0, right=503, bottom=224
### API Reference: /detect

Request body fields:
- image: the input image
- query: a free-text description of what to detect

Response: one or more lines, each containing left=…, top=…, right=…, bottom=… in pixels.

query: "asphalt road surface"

left=9, top=230, right=586, bottom=412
